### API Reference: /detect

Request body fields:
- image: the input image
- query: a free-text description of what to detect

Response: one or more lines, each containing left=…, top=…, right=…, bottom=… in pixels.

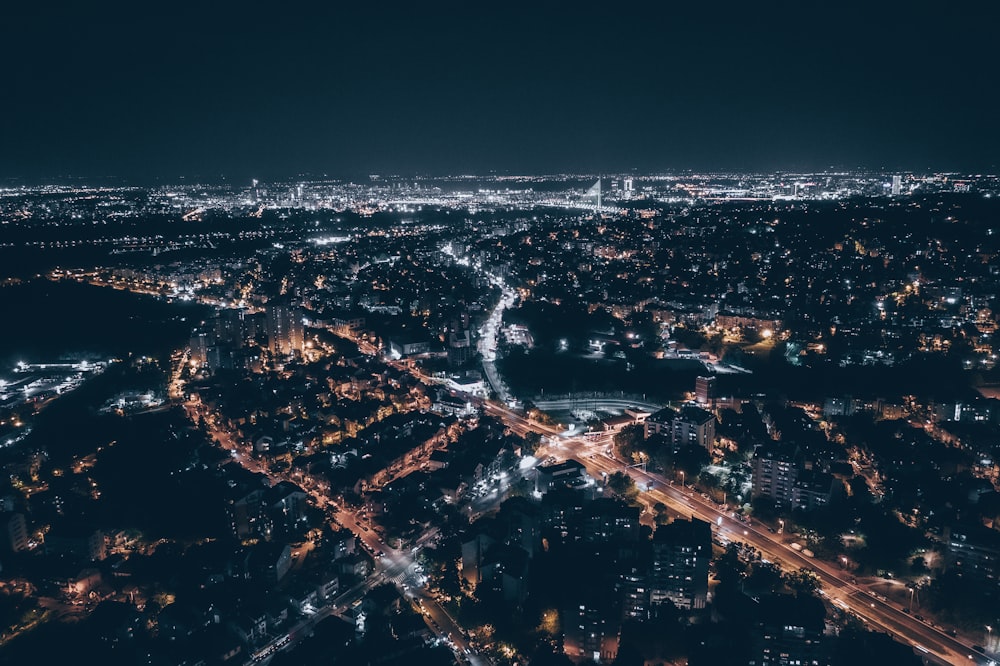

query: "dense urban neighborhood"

left=1, top=173, right=999, bottom=665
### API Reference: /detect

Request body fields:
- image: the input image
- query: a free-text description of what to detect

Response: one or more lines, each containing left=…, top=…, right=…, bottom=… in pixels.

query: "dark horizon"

left=2, top=1, right=998, bottom=180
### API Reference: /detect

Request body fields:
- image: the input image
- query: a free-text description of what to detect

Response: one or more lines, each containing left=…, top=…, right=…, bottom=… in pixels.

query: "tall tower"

left=695, top=375, right=716, bottom=407
left=585, top=179, right=602, bottom=213
left=891, top=175, right=902, bottom=196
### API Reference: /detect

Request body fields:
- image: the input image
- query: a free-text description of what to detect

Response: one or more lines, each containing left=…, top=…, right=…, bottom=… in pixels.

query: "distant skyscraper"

left=214, top=309, right=248, bottom=345
left=891, top=174, right=902, bottom=196
left=623, top=177, right=634, bottom=197
left=266, top=302, right=304, bottom=357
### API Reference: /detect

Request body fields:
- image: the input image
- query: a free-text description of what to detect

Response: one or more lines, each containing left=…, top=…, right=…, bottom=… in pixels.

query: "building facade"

left=649, top=518, right=711, bottom=610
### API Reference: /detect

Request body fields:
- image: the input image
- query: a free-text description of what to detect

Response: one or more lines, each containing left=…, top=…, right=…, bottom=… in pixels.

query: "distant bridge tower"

left=585, top=178, right=602, bottom=214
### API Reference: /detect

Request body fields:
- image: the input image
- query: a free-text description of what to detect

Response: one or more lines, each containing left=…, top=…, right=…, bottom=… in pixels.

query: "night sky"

left=2, top=1, right=998, bottom=179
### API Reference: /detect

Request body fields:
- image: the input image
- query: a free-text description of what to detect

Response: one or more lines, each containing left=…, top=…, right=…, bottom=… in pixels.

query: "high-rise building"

left=751, top=442, right=799, bottom=503
left=695, top=375, right=716, bottom=407
left=0, top=512, right=28, bottom=552
left=645, top=406, right=716, bottom=452
left=670, top=406, right=716, bottom=452
left=891, top=174, right=902, bottom=196
left=646, top=405, right=715, bottom=453
left=460, top=533, right=495, bottom=587
left=562, top=585, right=621, bottom=663
left=447, top=328, right=474, bottom=366
left=650, top=518, right=711, bottom=610
left=266, top=302, right=304, bottom=357
left=214, top=308, right=248, bottom=345
left=620, top=566, right=649, bottom=621
left=189, top=329, right=211, bottom=367
left=752, top=442, right=840, bottom=510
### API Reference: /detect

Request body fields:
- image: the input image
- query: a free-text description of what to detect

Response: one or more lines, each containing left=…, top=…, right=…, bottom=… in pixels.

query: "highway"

left=534, top=435, right=987, bottom=666
left=440, top=242, right=516, bottom=405
left=476, top=277, right=516, bottom=403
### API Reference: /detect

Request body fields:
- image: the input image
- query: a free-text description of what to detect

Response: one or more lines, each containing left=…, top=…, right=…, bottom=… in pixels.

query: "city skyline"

left=1, top=169, right=999, bottom=665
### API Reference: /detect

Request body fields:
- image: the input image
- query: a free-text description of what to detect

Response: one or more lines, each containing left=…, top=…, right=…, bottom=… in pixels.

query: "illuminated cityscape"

left=2, top=2, right=999, bottom=665
left=0, top=172, right=999, bottom=666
